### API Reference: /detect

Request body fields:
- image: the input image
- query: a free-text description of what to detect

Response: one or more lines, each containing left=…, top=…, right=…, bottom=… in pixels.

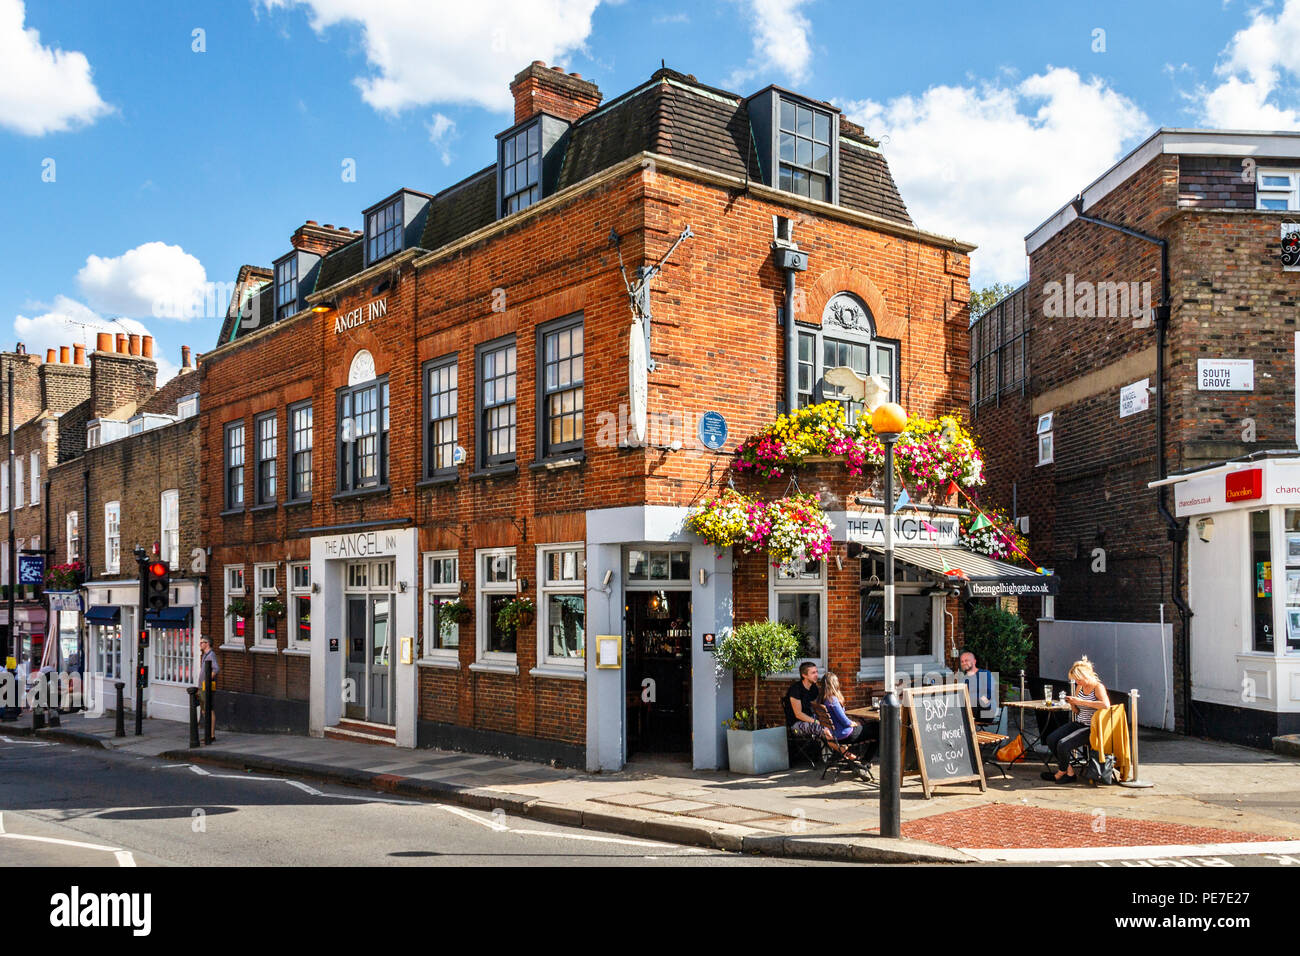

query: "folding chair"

left=787, top=724, right=823, bottom=769
left=813, top=702, right=874, bottom=783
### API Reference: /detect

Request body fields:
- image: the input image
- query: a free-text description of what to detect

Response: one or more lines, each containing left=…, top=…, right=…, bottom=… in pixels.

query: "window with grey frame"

left=424, top=356, right=458, bottom=477
left=539, top=316, right=583, bottom=457
left=275, top=257, right=298, bottom=320
left=501, top=123, right=541, bottom=215
left=479, top=340, right=516, bottom=467
left=288, top=401, right=312, bottom=501
left=366, top=198, right=403, bottom=264
left=255, top=412, right=277, bottom=504
left=796, top=328, right=898, bottom=424
left=778, top=98, right=832, bottom=201
left=224, top=421, right=244, bottom=510
left=337, top=378, right=389, bottom=492
left=970, top=289, right=1027, bottom=412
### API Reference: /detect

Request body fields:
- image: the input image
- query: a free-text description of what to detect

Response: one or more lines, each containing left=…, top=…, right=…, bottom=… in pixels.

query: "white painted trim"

left=537, top=542, right=586, bottom=669
left=219, top=643, right=246, bottom=652
left=281, top=647, right=311, bottom=657
left=417, top=657, right=460, bottom=670
left=468, top=660, right=519, bottom=676
left=249, top=646, right=278, bottom=655
left=966, top=840, right=1300, bottom=863
left=768, top=559, right=828, bottom=678
left=529, top=665, right=585, bottom=681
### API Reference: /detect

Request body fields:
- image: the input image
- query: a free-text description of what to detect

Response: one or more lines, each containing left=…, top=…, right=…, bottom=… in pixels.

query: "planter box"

left=726, top=726, right=790, bottom=775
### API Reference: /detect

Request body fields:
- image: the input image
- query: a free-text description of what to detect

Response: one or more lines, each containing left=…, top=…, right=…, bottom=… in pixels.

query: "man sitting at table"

left=954, top=650, right=998, bottom=723
left=784, top=661, right=831, bottom=741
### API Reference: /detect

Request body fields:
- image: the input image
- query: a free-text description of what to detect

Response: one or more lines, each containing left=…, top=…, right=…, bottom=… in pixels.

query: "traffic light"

left=146, top=560, right=170, bottom=612
left=137, top=663, right=148, bottom=685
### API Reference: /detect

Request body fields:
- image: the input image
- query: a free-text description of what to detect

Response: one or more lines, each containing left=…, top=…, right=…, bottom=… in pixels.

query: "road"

left=0, top=735, right=825, bottom=867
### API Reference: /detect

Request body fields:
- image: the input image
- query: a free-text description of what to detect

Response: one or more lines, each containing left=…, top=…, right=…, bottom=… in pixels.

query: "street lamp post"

left=871, top=401, right=907, bottom=838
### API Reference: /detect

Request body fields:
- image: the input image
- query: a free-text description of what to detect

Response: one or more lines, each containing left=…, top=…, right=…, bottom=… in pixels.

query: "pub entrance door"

left=625, top=589, right=692, bottom=756
left=342, top=560, right=395, bottom=725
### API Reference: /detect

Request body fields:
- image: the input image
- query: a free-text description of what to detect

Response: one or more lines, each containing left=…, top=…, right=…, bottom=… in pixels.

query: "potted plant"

left=44, top=561, right=85, bottom=592
left=714, top=619, right=799, bottom=774
left=258, top=597, right=286, bottom=620
left=225, top=597, right=249, bottom=619
left=496, top=597, right=535, bottom=636
left=439, top=598, right=470, bottom=636
left=960, top=603, right=1032, bottom=701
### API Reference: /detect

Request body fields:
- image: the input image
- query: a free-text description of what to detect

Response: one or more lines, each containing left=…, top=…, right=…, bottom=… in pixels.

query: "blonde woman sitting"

left=1041, top=659, right=1110, bottom=784
left=818, top=672, right=879, bottom=764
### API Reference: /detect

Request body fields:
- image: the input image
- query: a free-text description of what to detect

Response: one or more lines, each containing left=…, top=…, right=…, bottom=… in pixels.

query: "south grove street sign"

left=846, top=513, right=960, bottom=547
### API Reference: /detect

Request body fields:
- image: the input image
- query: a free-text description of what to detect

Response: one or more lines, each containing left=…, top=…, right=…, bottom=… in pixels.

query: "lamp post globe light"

left=870, top=401, right=907, bottom=838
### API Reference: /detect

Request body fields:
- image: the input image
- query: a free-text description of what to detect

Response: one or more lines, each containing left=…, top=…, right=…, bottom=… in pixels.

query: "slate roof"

left=223, top=68, right=917, bottom=345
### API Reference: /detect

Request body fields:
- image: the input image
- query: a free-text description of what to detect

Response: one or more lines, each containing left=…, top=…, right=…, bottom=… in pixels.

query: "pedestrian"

left=197, top=636, right=219, bottom=734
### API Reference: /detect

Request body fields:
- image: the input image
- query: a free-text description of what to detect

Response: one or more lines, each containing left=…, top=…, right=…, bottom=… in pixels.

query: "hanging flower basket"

left=225, top=598, right=249, bottom=619
left=733, top=401, right=985, bottom=496
left=44, top=561, right=84, bottom=591
left=687, top=491, right=832, bottom=565
left=258, top=597, right=287, bottom=620
left=496, top=597, right=535, bottom=636
left=960, top=503, right=1030, bottom=564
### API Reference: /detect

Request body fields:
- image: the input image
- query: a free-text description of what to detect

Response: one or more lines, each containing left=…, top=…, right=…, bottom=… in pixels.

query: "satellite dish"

left=629, top=320, right=648, bottom=444
left=824, top=366, right=890, bottom=412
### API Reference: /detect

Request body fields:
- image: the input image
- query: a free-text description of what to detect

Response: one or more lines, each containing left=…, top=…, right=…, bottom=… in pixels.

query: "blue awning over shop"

left=84, top=605, right=121, bottom=625
left=145, top=606, right=193, bottom=628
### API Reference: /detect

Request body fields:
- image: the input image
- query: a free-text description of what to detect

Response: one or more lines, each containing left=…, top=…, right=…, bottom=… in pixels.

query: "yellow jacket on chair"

left=1089, top=703, right=1131, bottom=782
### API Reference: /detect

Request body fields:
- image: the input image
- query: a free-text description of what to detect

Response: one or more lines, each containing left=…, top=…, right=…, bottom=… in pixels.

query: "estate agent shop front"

left=1156, top=454, right=1300, bottom=744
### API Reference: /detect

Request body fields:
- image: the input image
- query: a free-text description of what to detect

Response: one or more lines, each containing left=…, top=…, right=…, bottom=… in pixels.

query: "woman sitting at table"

left=818, top=672, right=879, bottom=764
left=1041, top=659, right=1110, bottom=784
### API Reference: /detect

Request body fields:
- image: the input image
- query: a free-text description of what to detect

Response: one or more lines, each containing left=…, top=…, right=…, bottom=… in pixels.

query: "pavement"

left=5, top=711, right=1300, bottom=864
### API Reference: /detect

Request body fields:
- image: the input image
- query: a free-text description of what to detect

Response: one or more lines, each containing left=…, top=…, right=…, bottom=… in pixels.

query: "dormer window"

left=747, top=87, right=839, bottom=205
left=502, top=122, right=541, bottom=214
left=275, top=256, right=298, bottom=320
left=778, top=98, right=832, bottom=201
left=366, top=196, right=403, bottom=263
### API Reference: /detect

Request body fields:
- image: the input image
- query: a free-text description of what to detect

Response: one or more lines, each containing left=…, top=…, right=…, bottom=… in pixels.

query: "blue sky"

left=4, top=0, right=1300, bottom=381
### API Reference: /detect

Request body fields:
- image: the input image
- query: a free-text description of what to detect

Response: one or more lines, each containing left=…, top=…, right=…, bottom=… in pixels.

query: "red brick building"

left=971, top=129, right=1300, bottom=748
left=202, top=63, right=978, bottom=769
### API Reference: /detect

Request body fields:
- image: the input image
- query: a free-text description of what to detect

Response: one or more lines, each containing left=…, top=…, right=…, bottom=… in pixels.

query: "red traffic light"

left=148, top=562, right=167, bottom=577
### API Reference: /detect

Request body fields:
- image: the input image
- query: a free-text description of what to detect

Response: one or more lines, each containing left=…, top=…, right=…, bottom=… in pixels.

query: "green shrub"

left=961, top=603, right=1032, bottom=677
left=715, top=620, right=799, bottom=731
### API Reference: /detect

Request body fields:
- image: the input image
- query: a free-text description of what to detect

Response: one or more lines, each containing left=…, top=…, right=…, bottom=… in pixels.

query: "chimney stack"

left=291, top=221, right=357, bottom=256
left=510, top=60, right=602, bottom=124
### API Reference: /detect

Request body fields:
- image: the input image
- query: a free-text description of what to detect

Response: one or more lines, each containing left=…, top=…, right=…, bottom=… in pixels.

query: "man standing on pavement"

left=197, top=636, right=219, bottom=737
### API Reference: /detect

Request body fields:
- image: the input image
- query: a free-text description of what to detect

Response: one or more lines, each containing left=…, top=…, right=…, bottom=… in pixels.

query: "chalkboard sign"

left=900, top=684, right=987, bottom=798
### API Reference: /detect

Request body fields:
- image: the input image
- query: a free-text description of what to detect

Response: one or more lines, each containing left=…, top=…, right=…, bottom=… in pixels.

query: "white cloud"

left=75, top=242, right=209, bottom=321
left=1197, top=0, right=1300, bottom=128
left=725, top=0, right=813, bottom=89
left=426, top=112, right=457, bottom=165
left=260, top=0, right=601, bottom=113
left=13, top=296, right=179, bottom=383
left=0, top=0, right=111, bottom=135
left=844, top=67, right=1150, bottom=286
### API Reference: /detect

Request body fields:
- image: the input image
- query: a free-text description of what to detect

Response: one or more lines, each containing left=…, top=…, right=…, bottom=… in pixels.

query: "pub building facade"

left=972, top=129, right=1300, bottom=748
left=203, top=61, right=992, bottom=770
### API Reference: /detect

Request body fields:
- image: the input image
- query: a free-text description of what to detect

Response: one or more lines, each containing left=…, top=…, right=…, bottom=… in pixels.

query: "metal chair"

left=813, top=702, right=875, bottom=784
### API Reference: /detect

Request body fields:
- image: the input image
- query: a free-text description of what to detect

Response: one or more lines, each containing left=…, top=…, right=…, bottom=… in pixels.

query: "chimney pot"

left=73, top=344, right=86, bottom=366
left=59, top=346, right=70, bottom=364
left=570, top=72, right=581, bottom=79
left=128, top=334, right=141, bottom=357
left=45, top=349, right=55, bottom=364
left=96, top=332, right=113, bottom=353
left=323, top=224, right=334, bottom=229
left=142, top=335, right=153, bottom=359
left=116, top=333, right=128, bottom=354
left=181, top=345, right=192, bottom=368
left=306, top=220, right=318, bottom=226
left=15, top=343, right=24, bottom=355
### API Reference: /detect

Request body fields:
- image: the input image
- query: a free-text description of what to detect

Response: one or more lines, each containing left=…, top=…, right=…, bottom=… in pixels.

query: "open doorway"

left=625, top=589, right=691, bottom=756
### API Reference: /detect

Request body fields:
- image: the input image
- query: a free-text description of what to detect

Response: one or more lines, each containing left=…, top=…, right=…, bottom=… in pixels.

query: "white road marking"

left=114, top=851, right=136, bottom=867
left=0, top=736, right=53, bottom=746
left=966, top=839, right=1300, bottom=863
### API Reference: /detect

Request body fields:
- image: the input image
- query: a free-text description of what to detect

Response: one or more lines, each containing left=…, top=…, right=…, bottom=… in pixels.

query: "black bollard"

left=187, top=686, right=200, bottom=748
left=114, top=680, right=125, bottom=737
left=879, top=690, right=901, bottom=838
left=203, top=659, right=214, bottom=745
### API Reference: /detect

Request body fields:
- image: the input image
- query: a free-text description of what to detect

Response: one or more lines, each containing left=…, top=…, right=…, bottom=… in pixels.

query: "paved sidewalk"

left=5, top=712, right=1299, bottom=864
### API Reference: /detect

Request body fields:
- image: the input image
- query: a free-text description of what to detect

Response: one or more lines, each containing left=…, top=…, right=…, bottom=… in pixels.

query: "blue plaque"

left=698, top=410, right=728, bottom=451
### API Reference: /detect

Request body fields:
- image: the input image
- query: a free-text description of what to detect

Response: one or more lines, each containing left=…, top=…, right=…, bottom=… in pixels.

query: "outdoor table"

left=1003, top=700, right=1072, bottom=765
left=845, top=706, right=879, bottom=721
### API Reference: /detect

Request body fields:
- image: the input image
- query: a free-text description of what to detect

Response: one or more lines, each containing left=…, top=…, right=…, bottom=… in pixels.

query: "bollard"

left=114, top=681, right=125, bottom=737
left=203, top=659, right=214, bottom=745
left=1121, top=687, right=1154, bottom=788
left=1017, top=669, right=1026, bottom=734
left=187, top=686, right=200, bottom=748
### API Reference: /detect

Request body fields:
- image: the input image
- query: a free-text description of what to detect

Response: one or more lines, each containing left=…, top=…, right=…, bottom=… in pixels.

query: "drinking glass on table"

left=1043, top=684, right=1053, bottom=704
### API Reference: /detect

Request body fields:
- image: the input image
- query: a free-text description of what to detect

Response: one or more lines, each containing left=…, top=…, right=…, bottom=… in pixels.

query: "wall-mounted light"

left=311, top=583, right=320, bottom=594
left=1196, top=517, right=1215, bottom=543
left=311, top=301, right=336, bottom=314
left=834, top=553, right=843, bottom=571
left=602, top=569, right=614, bottom=590
left=459, top=580, right=468, bottom=594
left=697, top=567, right=707, bottom=586
left=398, top=581, right=408, bottom=593
left=517, top=576, right=529, bottom=593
